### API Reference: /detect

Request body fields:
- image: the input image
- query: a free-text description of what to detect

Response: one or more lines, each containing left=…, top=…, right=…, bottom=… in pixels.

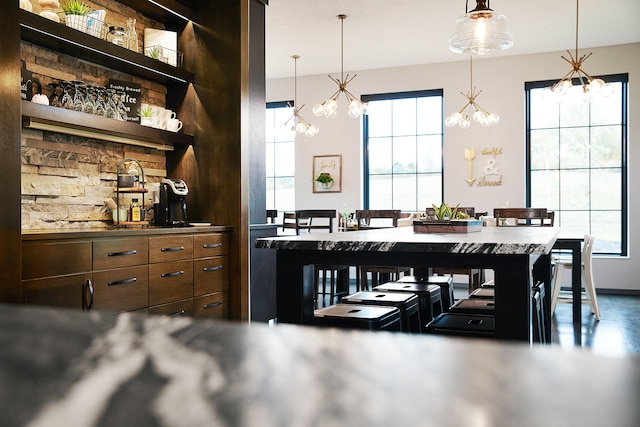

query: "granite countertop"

left=256, top=225, right=559, bottom=255
left=22, top=225, right=232, bottom=240
left=1, top=303, right=637, bottom=427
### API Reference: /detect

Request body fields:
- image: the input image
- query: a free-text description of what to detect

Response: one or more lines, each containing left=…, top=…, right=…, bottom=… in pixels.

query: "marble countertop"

left=256, top=226, right=559, bottom=255
left=1, top=303, right=637, bottom=427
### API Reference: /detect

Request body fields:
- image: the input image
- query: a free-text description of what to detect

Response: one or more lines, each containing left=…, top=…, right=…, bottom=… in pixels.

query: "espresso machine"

left=155, top=178, right=189, bottom=227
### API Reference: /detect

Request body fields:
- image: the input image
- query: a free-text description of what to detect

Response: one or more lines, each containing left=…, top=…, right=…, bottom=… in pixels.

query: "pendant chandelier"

left=445, top=56, right=499, bottom=129
left=543, top=0, right=613, bottom=102
left=313, top=14, right=368, bottom=119
left=283, top=55, right=319, bottom=137
left=449, top=0, right=513, bottom=55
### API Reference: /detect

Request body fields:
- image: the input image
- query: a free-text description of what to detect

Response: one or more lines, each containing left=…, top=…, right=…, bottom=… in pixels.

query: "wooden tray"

left=413, top=220, right=482, bottom=233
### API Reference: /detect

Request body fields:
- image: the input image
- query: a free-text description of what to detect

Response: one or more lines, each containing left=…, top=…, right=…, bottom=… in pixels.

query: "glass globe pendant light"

left=445, top=56, right=500, bottom=129
left=282, top=55, right=319, bottom=138
left=449, top=0, right=513, bottom=55
left=313, top=14, right=368, bottom=119
left=542, top=0, right=613, bottom=103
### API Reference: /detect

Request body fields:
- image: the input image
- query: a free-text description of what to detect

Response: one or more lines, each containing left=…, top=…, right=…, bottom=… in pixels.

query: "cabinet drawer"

left=149, top=299, right=193, bottom=318
left=194, top=292, right=227, bottom=320
left=22, top=273, right=91, bottom=309
left=149, top=235, right=193, bottom=263
left=149, top=260, right=193, bottom=306
left=194, top=256, right=228, bottom=296
left=194, top=233, right=229, bottom=258
left=22, top=241, right=92, bottom=280
left=91, top=265, right=149, bottom=312
left=93, top=237, right=148, bottom=270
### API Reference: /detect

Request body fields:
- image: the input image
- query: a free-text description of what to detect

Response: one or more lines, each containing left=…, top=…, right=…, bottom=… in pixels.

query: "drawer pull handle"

left=203, top=243, right=222, bottom=249
left=108, top=250, right=137, bottom=257
left=83, top=279, right=94, bottom=311
left=203, top=265, right=223, bottom=272
left=161, top=271, right=184, bottom=278
left=203, top=301, right=222, bottom=309
left=108, top=277, right=137, bottom=286
left=161, top=246, right=184, bottom=252
left=167, top=310, right=186, bottom=317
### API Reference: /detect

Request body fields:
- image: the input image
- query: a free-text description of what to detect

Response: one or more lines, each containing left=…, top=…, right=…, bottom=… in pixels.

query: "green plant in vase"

left=315, top=172, right=334, bottom=188
left=62, top=0, right=91, bottom=33
left=137, top=105, right=154, bottom=126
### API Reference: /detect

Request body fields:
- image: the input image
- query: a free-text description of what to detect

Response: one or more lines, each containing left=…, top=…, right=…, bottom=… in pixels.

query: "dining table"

left=2, top=302, right=638, bottom=427
left=256, top=225, right=559, bottom=342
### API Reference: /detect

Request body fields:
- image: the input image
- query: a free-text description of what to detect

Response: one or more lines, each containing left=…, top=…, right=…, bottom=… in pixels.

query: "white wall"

left=267, top=43, right=640, bottom=291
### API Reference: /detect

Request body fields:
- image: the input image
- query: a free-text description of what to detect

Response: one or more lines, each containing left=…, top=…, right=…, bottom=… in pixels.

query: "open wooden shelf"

left=19, top=10, right=194, bottom=86
left=22, top=100, right=193, bottom=150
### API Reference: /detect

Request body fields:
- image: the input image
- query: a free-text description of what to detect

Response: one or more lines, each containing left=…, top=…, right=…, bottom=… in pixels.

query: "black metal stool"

left=314, top=304, right=402, bottom=332
left=373, top=282, right=442, bottom=331
left=425, top=312, right=495, bottom=338
left=341, top=291, right=421, bottom=333
left=397, top=275, right=455, bottom=311
left=469, top=287, right=495, bottom=300
left=449, top=298, right=495, bottom=315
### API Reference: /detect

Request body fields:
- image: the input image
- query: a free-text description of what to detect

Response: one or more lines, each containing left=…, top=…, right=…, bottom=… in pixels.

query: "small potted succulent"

left=414, top=202, right=482, bottom=233
left=137, top=105, right=154, bottom=127
left=62, top=0, right=91, bottom=33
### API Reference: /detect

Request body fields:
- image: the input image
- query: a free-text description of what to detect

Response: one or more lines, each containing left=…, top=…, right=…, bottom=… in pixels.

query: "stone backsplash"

left=20, top=0, right=171, bottom=230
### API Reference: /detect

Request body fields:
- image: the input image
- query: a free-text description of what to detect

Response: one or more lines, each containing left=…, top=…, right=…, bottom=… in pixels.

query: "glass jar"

left=126, top=18, right=139, bottom=53
left=107, top=26, right=128, bottom=48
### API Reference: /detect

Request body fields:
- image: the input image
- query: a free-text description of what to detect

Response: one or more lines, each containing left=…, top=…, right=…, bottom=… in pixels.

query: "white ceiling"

left=265, top=0, right=640, bottom=79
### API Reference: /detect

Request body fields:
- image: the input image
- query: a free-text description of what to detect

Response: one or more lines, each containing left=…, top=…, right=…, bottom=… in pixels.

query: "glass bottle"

left=130, top=198, right=141, bottom=222
left=107, top=26, right=128, bottom=48
left=126, top=19, right=139, bottom=53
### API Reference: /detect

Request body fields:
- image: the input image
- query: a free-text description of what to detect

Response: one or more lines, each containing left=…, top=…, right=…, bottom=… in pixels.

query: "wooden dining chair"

left=266, top=209, right=278, bottom=224
left=426, top=207, right=484, bottom=293
left=356, top=209, right=409, bottom=290
left=494, top=208, right=550, bottom=226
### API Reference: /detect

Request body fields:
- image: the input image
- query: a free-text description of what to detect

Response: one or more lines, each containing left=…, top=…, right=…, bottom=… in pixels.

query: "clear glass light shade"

left=449, top=13, right=513, bottom=55
left=312, top=104, right=325, bottom=116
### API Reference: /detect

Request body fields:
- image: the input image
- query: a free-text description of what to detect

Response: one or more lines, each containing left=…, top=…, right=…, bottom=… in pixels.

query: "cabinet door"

left=194, top=292, right=227, bottom=320
left=149, top=235, right=193, bottom=263
left=93, top=237, right=148, bottom=270
left=149, top=299, right=193, bottom=318
left=194, top=256, right=228, bottom=296
left=92, top=265, right=149, bottom=312
left=148, top=260, right=193, bottom=306
left=22, top=273, right=92, bottom=310
left=194, top=233, right=229, bottom=258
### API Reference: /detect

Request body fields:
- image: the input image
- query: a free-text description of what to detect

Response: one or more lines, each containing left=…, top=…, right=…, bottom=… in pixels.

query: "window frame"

left=525, top=73, right=628, bottom=256
left=266, top=100, right=295, bottom=214
left=362, top=89, right=445, bottom=210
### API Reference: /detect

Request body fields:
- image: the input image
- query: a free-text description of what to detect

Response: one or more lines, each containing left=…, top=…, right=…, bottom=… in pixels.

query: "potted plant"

left=62, top=0, right=91, bottom=33
left=414, top=202, right=482, bottom=233
left=314, top=172, right=334, bottom=189
left=137, top=105, right=154, bottom=127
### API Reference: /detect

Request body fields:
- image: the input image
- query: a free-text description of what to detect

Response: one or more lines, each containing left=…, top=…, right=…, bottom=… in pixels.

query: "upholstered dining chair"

left=355, top=209, right=410, bottom=290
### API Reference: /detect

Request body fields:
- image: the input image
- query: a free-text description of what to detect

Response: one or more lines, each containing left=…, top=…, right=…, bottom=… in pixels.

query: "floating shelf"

left=19, top=10, right=194, bottom=86
left=22, top=100, right=193, bottom=150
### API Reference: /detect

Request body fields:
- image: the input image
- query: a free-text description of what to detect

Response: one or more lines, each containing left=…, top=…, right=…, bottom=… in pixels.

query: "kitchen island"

left=256, top=226, right=559, bottom=342
left=1, top=303, right=637, bottom=427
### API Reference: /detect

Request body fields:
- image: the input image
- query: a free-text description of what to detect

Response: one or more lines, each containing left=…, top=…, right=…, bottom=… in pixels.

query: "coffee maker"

left=155, top=178, right=189, bottom=227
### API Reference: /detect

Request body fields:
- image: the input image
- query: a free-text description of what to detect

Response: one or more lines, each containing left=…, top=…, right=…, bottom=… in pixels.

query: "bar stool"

left=425, top=313, right=495, bottom=338
left=397, top=275, right=455, bottom=311
left=313, top=304, right=402, bottom=332
left=341, top=291, right=421, bottom=333
left=449, top=298, right=495, bottom=315
left=469, top=287, right=494, bottom=300
left=373, top=282, right=442, bottom=330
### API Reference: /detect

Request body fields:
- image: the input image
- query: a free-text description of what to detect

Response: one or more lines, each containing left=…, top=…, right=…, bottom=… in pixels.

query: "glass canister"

left=107, top=26, right=128, bottom=48
left=126, top=18, right=139, bottom=53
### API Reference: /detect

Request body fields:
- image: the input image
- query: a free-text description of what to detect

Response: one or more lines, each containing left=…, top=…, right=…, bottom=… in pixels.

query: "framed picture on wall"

left=313, top=154, right=342, bottom=193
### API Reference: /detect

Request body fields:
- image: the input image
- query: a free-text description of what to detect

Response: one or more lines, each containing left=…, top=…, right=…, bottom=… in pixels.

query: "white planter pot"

left=65, top=15, right=89, bottom=33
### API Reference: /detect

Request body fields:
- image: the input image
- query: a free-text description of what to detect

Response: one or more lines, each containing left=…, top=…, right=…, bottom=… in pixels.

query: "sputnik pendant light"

left=449, top=0, right=513, bottom=55
left=282, top=55, right=319, bottom=137
left=445, top=56, right=499, bottom=129
left=543, top=0, right=613, bottom=102
left=313, top=14, right=368, bottom=119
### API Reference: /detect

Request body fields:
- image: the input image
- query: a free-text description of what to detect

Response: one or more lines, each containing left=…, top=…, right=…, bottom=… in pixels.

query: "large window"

left=526, top=74, right=628, bottom=255
left=266, top=101, right=295, bottom=213
left=363, top=90, right=444, bottom=211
